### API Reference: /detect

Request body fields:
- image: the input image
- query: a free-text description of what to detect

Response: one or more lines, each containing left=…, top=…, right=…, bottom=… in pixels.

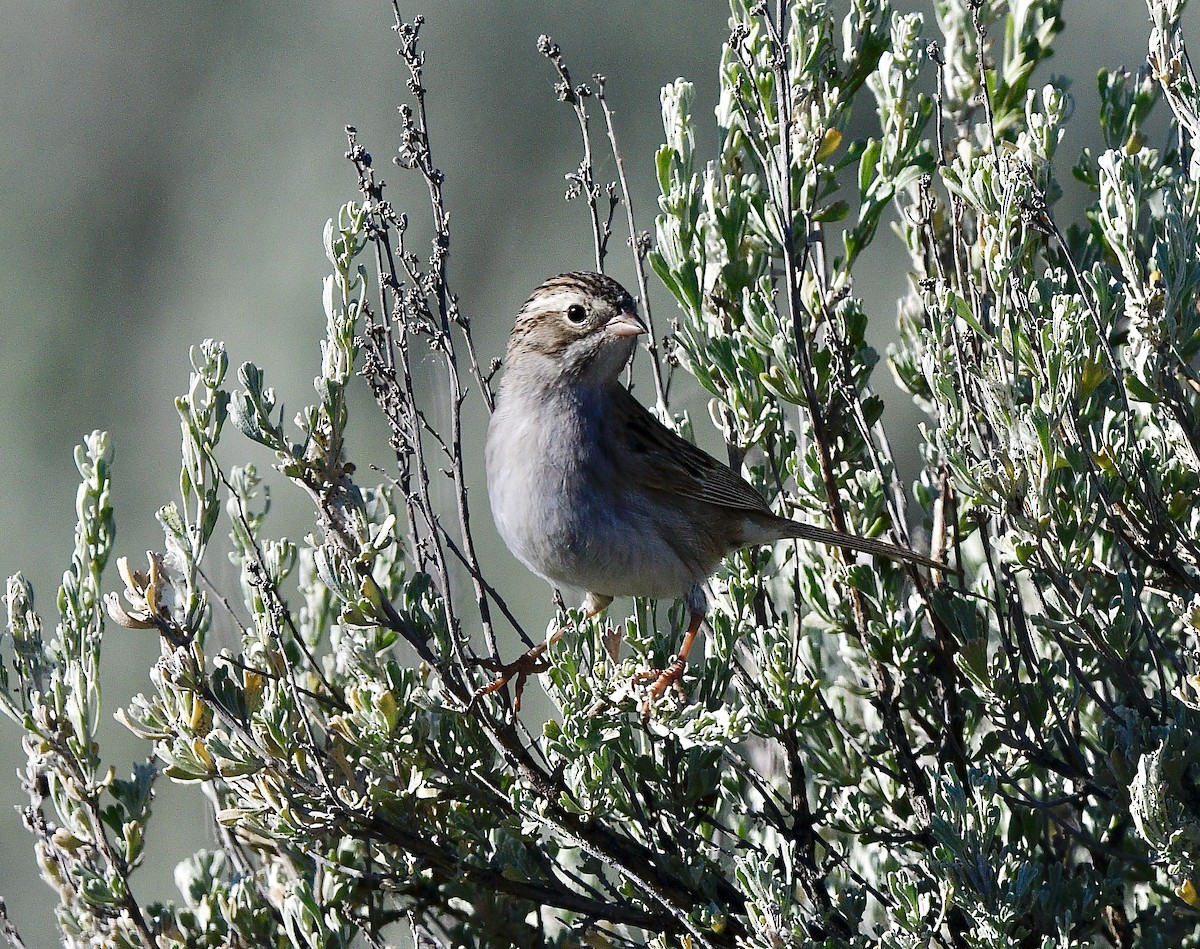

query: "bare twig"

left=538, top=35, right=611, bottom=271
left=595, top=75, right=668, bottom=410
left=0, top=899, right=29, bottom=949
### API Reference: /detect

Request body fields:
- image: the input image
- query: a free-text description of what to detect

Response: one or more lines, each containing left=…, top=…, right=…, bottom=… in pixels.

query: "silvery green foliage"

left=4, top=2, right=1200, bottom=947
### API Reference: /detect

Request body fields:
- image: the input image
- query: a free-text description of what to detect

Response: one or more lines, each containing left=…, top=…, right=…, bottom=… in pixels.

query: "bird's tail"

left=776, top=518, right=945, bottom=572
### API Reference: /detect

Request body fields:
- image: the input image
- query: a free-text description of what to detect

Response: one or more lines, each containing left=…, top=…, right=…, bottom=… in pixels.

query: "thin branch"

left=595, top=75, right=668, bottom=410
left=538, top=35, right=609, bottom=271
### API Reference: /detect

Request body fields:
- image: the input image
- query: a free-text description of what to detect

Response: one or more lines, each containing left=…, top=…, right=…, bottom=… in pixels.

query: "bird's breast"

left=485, top=385, right=700, bottom=600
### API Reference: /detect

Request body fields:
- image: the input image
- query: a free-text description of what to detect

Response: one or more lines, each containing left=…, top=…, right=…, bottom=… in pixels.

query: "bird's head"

left=505, top=272, right=646, bottom=386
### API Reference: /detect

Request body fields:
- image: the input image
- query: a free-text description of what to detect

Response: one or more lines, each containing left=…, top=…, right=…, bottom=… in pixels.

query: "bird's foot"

left=469, top=641, right=552, bottom=713
left=632, top=658, right=688, bottom=716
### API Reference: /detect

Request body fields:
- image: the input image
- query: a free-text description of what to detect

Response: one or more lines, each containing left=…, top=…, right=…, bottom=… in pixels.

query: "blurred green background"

left=0, top=1, right=1192, bottom=944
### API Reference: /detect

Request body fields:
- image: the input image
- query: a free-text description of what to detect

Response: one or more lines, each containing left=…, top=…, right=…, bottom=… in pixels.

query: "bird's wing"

left=611, top=387, right=946, bottom=571
left=612, top=385, right=773, bottom=515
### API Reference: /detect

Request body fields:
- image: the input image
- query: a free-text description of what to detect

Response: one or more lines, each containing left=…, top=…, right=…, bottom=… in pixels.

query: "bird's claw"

left=632, top=658, right=688, bottom=717
left=469, top=648, right=551, bottom=713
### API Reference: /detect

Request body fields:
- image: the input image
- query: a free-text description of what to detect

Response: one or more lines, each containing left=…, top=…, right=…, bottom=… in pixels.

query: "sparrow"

left=482, top=271, right=940, bottom=709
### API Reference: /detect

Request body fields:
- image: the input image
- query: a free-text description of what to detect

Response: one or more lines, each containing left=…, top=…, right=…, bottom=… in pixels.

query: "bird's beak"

left=605, top=311, right=647, bottom=338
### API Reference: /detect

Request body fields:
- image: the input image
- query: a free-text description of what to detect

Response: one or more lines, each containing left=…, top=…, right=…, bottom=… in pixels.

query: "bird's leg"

left=635, top=607, right=705, bottom=708
left=470, top=593, right=612, bottom=712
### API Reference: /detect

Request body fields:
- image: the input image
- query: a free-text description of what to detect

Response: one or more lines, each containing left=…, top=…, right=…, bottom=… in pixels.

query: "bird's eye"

left=565, top=303, right=588, bottom=325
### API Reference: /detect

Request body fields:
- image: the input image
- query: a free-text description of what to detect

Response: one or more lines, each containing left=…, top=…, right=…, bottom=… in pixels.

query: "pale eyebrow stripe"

left=521, top=289, right=578, bottom=316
